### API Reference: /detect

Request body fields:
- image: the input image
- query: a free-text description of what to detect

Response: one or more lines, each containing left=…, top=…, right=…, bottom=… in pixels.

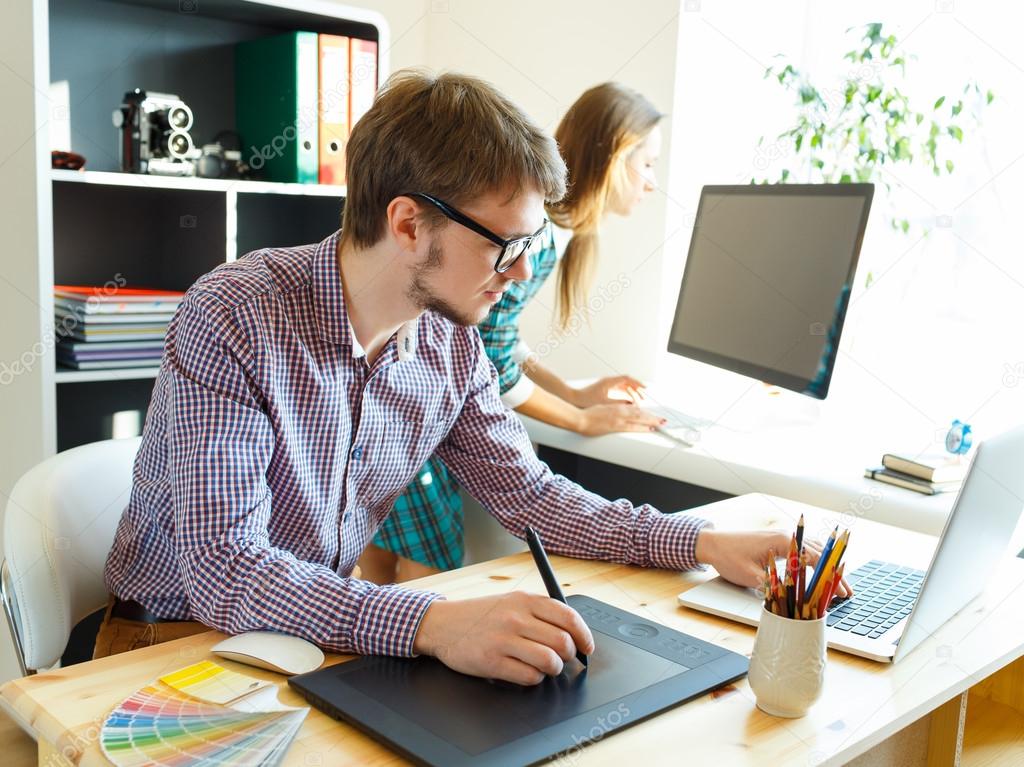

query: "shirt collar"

left=312, top=230, right=419, bottom=361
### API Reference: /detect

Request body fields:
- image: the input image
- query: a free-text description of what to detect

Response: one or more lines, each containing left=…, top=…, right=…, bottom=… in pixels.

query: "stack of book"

left=864, top=452, right=966, bottom=495
left=54, top=285, right=184, bottom=370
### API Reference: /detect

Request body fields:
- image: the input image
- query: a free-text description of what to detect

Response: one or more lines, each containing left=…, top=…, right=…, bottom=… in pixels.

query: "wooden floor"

left=1, top=709, right=37, bottom=767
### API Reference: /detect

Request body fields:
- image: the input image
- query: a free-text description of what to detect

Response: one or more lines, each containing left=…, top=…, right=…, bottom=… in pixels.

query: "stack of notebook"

left=864, top=451, right=966, bottom=495
left=54, top=285, right=184, bottom=370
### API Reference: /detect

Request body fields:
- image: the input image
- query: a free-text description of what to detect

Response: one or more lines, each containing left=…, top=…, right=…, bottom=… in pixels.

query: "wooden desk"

left=3, top=494, right=1024, bottom=766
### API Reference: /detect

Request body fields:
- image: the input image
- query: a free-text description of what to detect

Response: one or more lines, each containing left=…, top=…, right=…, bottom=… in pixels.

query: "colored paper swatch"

left=101, top=664, right=307, bottom=766
left=160, top=660, right=272, bottom=705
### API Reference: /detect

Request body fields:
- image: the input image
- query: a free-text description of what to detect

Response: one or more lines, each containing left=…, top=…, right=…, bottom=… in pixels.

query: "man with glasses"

left=99, top=70, right=802, bottom=684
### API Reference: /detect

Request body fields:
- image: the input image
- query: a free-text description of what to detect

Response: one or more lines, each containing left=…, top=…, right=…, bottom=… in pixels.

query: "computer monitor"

left=667, top=184, right=873, bottom=399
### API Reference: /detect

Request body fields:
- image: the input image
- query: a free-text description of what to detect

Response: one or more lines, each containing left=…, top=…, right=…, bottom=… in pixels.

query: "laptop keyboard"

left=826, top=560, right=924, bottom=638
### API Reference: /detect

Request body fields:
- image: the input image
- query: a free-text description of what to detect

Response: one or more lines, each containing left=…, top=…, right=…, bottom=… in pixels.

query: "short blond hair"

left=341, top=69, right=567, bottom=248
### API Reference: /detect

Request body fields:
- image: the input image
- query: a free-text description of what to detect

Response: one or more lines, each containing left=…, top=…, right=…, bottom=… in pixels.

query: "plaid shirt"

left=477, top=228, right=560, bottom=398
left=104, top=230, right=709, bottom=657
left=375, top=229, right=560, bottom=566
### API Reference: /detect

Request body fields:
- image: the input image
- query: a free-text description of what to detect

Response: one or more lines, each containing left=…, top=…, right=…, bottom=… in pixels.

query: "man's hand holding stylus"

left=413, top=593, right=595, bottom=685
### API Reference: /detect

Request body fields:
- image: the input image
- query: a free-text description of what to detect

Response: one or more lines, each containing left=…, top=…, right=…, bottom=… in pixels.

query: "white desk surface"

left=521, top=387, right=957, bottom=537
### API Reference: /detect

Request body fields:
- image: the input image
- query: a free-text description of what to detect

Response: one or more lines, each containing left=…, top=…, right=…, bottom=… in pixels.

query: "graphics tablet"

left=289, top=594, right=748, bottom=766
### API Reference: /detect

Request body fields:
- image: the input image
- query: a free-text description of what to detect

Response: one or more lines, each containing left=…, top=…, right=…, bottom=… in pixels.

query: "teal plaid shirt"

left=478, top=228, right=560, bottom=395
left=375, top=230, right=560, bottom=567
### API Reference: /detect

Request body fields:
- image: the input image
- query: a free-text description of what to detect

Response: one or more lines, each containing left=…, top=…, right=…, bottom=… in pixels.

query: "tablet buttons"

left=577, top=603, right=621, bottom=628
left=618, top=623, right=659, bottom=639
left=657, top=636, right=711, bottom=662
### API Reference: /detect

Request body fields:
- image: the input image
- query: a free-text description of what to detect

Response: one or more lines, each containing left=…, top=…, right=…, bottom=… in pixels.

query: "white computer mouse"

left=211, top=631, right=325, bottom=676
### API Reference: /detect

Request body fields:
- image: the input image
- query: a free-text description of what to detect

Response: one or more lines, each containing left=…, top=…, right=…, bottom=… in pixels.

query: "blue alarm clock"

left=945, top=420, right=973, bottom=455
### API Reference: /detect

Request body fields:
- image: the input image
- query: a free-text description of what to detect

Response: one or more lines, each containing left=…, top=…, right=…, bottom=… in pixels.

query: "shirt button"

left=352, top=446, right=363, bottom=459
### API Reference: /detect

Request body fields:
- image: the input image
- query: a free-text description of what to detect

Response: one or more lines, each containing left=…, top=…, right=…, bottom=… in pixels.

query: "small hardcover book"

left=54, top=285, right=184, bottom=314
left=881, top=453, right=966, bottom=483
left=864, top=466, right=961, bottom=495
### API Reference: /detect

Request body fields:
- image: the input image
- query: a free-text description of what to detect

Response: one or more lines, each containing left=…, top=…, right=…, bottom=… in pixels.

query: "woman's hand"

left=571, top=376, right=646, bottom=409
left=576, top=403, right=665, bottom=436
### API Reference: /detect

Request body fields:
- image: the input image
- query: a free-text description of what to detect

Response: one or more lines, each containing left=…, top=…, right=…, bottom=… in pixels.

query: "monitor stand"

left=711, top=383, right=822, bottom=433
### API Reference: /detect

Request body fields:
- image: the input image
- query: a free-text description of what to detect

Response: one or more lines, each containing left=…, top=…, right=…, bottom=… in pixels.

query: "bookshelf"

left=50, top=168, right=348, bottom=197
left=53, top=367, right=162, bottom=384
left=0, top=0, right=389, bottom=475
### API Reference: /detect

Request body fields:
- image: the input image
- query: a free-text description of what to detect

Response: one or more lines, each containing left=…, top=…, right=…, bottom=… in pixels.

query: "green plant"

left=756, top=23, right=992, bottom=238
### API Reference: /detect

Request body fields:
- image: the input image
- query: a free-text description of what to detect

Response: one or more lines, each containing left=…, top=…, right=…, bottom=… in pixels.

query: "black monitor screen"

left=668, top=184, right=873, bottom=398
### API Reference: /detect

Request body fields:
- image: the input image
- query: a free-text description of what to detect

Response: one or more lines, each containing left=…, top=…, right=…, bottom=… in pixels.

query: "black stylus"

left=524, top=525, right=589, bottom=668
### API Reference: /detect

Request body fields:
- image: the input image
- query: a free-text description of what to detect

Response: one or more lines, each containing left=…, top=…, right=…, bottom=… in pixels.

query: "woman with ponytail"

left=360, top=83, right=668, bottom=584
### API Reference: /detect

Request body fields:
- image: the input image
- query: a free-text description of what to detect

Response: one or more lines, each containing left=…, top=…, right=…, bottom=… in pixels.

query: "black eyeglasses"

left=404, top=192, right=549, bottom=273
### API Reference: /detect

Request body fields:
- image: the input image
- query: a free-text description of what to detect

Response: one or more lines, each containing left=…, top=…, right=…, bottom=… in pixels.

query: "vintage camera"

left=194, top=141, right=249, bottom=180
left=113, top=89, right=199, bottom=176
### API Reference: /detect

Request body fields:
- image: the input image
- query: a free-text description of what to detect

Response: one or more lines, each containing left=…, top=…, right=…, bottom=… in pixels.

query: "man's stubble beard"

left=406, top=239, right=483, bottom=327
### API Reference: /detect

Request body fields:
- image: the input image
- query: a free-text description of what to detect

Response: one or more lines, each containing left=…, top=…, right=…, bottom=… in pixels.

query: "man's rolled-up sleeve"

left=436, top=329, right=710, bottom=571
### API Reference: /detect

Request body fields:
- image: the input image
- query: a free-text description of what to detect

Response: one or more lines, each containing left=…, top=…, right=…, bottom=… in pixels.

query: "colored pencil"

left=795, top=549, right=806, bottom=617
left=784, top=568, right=795, bottom=618
left=821, top=562, right=846, bottom=614
left=807, top=558, right=836, bottom=618
left=804, top=526, right=839, bottom=613
left=812, top=530, right=850, bottom=614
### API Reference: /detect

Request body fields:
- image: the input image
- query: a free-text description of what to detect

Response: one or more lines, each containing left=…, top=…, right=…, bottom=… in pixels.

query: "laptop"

left=678, top=425, right=1024, bottom=662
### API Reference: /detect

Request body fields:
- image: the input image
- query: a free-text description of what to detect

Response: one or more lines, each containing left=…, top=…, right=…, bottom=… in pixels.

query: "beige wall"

left=349, top=0, right=430, bottom=71
left=425, top=0, right=683, bottom=383
left=347, top=0, right=683, bottom=383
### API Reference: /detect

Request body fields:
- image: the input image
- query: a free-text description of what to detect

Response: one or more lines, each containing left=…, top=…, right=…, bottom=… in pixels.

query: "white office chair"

left=1, top=437, right=141, bottom=675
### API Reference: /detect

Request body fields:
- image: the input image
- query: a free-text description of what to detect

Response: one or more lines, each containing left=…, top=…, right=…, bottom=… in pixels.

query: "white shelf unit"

left=54, top=367, right=162, bottom=384
left=50, top=168, right=348, bottom=198
left=1, top=0, right=389, bottom=478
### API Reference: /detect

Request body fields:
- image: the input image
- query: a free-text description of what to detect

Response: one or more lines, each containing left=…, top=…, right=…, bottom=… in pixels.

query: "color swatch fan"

left=101, top=662, right=307, bottom=766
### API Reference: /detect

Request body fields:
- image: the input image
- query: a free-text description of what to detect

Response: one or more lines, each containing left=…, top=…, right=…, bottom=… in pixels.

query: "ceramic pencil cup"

left=748, top=606, right=826, bottom=718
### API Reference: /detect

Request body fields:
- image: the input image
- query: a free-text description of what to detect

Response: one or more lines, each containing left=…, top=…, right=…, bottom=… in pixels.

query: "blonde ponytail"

left=546, top=83, right=661, bottom=330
